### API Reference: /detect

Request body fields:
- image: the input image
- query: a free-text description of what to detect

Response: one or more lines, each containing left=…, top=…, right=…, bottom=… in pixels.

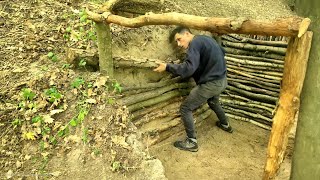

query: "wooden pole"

left=96, top=22, right=113, bottom=76
left=86, top=10, right=307, bottom=37
left=263, top=31, right=313, bottom=179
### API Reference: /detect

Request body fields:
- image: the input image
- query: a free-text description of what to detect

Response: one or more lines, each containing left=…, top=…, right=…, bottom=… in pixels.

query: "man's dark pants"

left=180, top=77, right=228, bottom=139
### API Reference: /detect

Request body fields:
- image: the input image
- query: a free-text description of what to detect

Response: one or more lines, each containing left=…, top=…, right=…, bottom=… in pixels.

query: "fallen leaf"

left=111, top=135, right=130, bottom=149
left=87, top=88, right=93, bottom=97
left=22, top=132, right=36, bottom=140
left=24, top=155, right=31, bottom=160
left=50, top=171, right=62, bottom=177
left=50, top=109, right=64, bottom=116
left=85, top=98, right=97, bottom=104
left=94, top=76, right=108, bottom=88
left=43, top=115, right=54, bottom=124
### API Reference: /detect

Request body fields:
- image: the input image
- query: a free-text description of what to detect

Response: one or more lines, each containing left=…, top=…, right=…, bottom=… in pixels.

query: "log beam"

left=263, top=31, right=313, bottom=179
left=86, top=10, right=308, bottom=37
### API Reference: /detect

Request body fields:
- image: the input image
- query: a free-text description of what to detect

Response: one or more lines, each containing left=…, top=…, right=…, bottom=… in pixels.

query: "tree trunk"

left=263, top=31, right=313, bottom=179
left=96, top=22, right=113, bottom=77
left=291, top=1, right=320, bottom=179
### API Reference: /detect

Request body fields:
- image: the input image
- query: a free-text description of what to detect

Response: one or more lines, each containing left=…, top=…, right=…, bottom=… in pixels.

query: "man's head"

left=169, top=26, right=194, bottom=49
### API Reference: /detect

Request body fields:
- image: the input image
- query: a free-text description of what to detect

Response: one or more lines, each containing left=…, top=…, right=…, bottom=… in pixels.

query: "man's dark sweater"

left=166, top=35, right=226, bottom=84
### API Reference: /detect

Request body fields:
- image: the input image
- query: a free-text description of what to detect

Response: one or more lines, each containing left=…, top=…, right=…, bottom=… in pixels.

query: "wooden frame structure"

left=87, top=5, right=313, bottom=179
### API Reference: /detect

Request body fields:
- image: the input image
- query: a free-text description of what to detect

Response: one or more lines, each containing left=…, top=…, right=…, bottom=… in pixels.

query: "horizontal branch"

left=86, top=10, right=306, bottom=36
left=224, top=47, right=285, bottom=60
left=225, top=56, right=284, bottom=68
left=223, top=41, right=287, bottom=55
left=224, top=34, right=288, bottom=47
left=225, top=54, right=284, bottom=65
left=226, top=113, right=272, bottom=130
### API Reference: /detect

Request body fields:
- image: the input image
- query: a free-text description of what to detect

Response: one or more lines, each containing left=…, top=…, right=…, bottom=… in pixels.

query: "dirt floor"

left=150, top=115, right=293, bottom=180
left=0, top=0, right=296, bottom=179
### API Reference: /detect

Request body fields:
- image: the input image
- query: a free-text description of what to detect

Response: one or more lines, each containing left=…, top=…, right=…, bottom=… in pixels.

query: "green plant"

left=21, top=88, right=36, bottom=101
left=112, top=82, right=122, bottom=93
left=62, top=63, right=71, bottom=69
left=82, top=127, right=88, bottom=144
left=12, top=118, right=22, bottom=127
left=71, top=77, right=85, bottom=88
left=112, top=161, right=122, bottom=172
left=45, top=87, right=62, bottom=103
left=47, top=52, right=58, bottom=62
left=32, top=115, right=43, bottom=124
left=78, top=59, right=87, bottom=67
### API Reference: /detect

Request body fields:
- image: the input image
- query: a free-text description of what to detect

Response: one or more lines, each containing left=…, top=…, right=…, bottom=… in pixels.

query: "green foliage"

left=18, top=101, right=26, bottom=109
left=12, top=118, right=22, bottom=127
left=78, top=59, right=87, bottom=67
left=47, top=52, right=58, bottom=62
left=82, top=127, right=88, bottom=144
left=71, top=77, right=85, bottom=88
left=112, top=82, right=122, bottom=93
left=21, top=88, right=36, bottom=101
left=69, top=118, right=78, bottom=127
left=112, top=161, right=122, bottom=172
left=41, top=126, right=51, bottom=136
left=45, top=87, right=62, bottom=103
left=77, top=108, right=88, bottom=123
left=32, top=115, right=43, bottom=124
left=62, top=63, right=71, bottom=69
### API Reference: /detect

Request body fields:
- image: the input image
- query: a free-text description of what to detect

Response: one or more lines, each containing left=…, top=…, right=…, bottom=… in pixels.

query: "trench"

left=110, top=34, right=294, bottom=179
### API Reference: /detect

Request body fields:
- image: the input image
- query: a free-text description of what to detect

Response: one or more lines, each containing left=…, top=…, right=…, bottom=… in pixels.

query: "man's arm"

left=153, top=47, right=200, bottom=78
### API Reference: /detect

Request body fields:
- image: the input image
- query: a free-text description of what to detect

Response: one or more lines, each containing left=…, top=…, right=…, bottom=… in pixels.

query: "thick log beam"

left=86, top=10, right=308, bottom=37
left=263, top=31, right=313, bottom=179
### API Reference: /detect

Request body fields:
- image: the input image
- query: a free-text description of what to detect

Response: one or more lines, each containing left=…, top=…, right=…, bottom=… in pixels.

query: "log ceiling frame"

left=87, top=8, right=313, bottom=180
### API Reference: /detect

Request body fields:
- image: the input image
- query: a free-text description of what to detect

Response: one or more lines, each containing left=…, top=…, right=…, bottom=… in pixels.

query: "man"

left=153, top=26, right=233, bottom=152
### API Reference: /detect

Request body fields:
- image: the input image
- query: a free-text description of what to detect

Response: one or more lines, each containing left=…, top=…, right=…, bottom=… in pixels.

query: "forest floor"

left=0, top=0, right=295, bottom=179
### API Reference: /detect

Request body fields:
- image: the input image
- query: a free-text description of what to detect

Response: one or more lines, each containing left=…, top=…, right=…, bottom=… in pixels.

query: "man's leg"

left=174, top=85, right=208, bottom=152
left=207, top=96, right=233, bottom=133
left=180, top=86, right=208, bottom=139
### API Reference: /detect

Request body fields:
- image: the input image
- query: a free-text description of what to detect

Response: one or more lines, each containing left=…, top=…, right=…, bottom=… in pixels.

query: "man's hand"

left=153, top=63, right=167, bottom=72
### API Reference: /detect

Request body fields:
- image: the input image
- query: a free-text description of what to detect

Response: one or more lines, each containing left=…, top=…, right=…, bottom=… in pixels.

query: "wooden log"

left=226, top=63, right=283, bottom=77
left=228, top=68, right=280, bottom=84
left=225, top=56, right=284, bottom=69
left=223, top=41, right=287, bottom=55
left=127, top=89, right=189, bottom=112
left=86, top=10, right=307, bottom=37
left=224, top=34, right=288, bottom=47
left=223, top=106, right=272, bottom=123
left=224, top=47, right=285, bottom=60
left=263, top=32, right=313, bottom=179
left=131, top=98, right=179, bottom=121
left=134, top=100, right=181, bottom=126
left=224, top=103, right=273, bottom=119
left=227, top=85, right=278, bottom=104
left=122, top=76, right=182, bottom=92
left=227, top=73, right=280, bottom=89
left=227, top=78, right=280, bottom=93
left=221, top=92, right=276, bottom=109
left=226, top=113, right=272, bottom=130
left=228, top=81, right=279, bottom=97
left=226, top=54, right=284, bottom=64
left=122, top=83, right=192, bottom=106
left=220, top=98, right=274, bottom=114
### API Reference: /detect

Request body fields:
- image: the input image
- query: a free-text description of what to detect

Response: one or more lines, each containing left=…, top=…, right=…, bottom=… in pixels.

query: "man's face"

left=174, top=32, right=190, bottom=49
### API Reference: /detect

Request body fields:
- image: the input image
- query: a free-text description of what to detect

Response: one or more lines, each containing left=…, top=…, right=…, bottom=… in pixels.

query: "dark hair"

left=169, top=26, right=192, bottom=43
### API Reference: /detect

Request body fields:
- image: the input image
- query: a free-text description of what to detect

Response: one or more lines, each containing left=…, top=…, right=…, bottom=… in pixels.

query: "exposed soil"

left=0, top=0, right=296, bottom=179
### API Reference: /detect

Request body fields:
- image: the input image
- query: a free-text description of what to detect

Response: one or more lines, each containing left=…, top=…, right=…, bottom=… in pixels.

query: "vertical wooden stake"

left=263, top=31, right=313, bottom=179
left=96, top=22, right=113, bottom=77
